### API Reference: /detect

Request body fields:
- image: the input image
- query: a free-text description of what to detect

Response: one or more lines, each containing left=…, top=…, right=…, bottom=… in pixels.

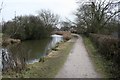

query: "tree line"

left=2, top=10, right=59, bottom=40
left=74, top=0, right=120, bottom=78
left=75, top=0, right=119, bottom=36
left=2, top=0, right=120, bottom=40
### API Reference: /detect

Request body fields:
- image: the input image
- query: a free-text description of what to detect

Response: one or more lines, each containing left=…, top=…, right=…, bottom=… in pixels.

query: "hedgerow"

left=89, top=33, right=120, bottom=78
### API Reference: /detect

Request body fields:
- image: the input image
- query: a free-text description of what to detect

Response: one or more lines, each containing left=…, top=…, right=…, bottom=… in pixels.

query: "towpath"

left=56, top=35, right=101, bottom=78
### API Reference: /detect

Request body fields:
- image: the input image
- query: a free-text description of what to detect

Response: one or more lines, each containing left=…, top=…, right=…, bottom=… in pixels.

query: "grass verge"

left=3, top=38, right=76, bottom=78
left=82, top=35, right=113, bottom=78
left=0, top=33, right=2, bottom=42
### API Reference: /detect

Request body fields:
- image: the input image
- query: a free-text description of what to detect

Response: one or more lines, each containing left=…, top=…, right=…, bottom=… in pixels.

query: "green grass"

left=82, top=35, right=111, bottom=78
left=3, top=39, right=75, bottom=78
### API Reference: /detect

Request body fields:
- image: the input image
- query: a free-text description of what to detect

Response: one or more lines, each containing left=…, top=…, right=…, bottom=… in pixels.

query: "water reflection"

left=6, top=34, right=63, bottom=64
left=51, top=34, right=63, bottom=48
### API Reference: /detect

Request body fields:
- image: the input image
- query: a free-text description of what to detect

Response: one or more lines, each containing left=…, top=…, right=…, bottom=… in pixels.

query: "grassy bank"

left=3, top=37, right=76, bottom=78
left=0, top=33, right=2, bottom=45
left=82, top=35, right=113, bottom=78
left=0, top=33, right=2, bottom=41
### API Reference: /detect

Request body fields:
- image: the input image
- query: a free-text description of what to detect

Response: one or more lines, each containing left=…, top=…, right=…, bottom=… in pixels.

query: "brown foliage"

left=89, top=33, right=119, bottom=62
left=54, top=31, right=72, bottom=41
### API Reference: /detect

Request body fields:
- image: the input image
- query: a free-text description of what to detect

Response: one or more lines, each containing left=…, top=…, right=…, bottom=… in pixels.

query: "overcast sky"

left=0, top=0, right=79, bottom=22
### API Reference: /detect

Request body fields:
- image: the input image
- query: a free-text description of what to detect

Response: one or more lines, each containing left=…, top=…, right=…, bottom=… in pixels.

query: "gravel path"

left=55, top=35, right=101, bottom=78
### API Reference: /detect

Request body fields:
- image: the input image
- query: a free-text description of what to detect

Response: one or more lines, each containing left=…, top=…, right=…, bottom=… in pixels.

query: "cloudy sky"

left=0, top=0, right=79, bottom=22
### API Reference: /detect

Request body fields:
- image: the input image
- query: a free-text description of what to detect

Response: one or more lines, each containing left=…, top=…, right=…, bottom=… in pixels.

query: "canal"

left=0, top=34, right=63, bottom=70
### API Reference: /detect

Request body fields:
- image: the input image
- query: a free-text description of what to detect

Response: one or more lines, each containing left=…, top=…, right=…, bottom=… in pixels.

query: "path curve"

left=55, top=35, right=101, bottom=78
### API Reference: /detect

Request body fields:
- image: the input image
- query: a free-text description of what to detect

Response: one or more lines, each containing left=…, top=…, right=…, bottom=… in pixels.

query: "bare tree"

left=60, top=21, right=72, bottom=31
left=76, top=0, right=120, bottom=34
left=38, top=10, right=60, bottom=28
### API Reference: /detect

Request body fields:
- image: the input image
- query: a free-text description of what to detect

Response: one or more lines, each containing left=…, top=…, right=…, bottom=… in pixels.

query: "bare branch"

left=102, top=10, right=120, bottom=27
left=0, top=1, right=3, bottom=13
left=38, top=10, right=60, bottom=28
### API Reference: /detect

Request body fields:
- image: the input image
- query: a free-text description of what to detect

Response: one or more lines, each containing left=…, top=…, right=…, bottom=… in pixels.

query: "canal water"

left=0, top=34, right=63, bottom=69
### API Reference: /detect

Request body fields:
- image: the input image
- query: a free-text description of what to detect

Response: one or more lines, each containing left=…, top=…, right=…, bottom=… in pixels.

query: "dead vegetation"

left=54, top=31, right=72, bottom=41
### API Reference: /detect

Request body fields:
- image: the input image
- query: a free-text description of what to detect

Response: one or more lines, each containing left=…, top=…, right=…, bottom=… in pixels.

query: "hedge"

left=89, top=33, right=120, bottom=64
left=89, top=33, right=120, bottom=78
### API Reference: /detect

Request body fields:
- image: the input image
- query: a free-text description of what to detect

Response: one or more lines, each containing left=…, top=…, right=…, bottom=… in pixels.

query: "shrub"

left=54, top=31, right=71, bottom=41
left=89, top=33, right=119, bottom=63
left=89, top=33, right=120, bottom=78
left=3, top=15, right=53, bottom=40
